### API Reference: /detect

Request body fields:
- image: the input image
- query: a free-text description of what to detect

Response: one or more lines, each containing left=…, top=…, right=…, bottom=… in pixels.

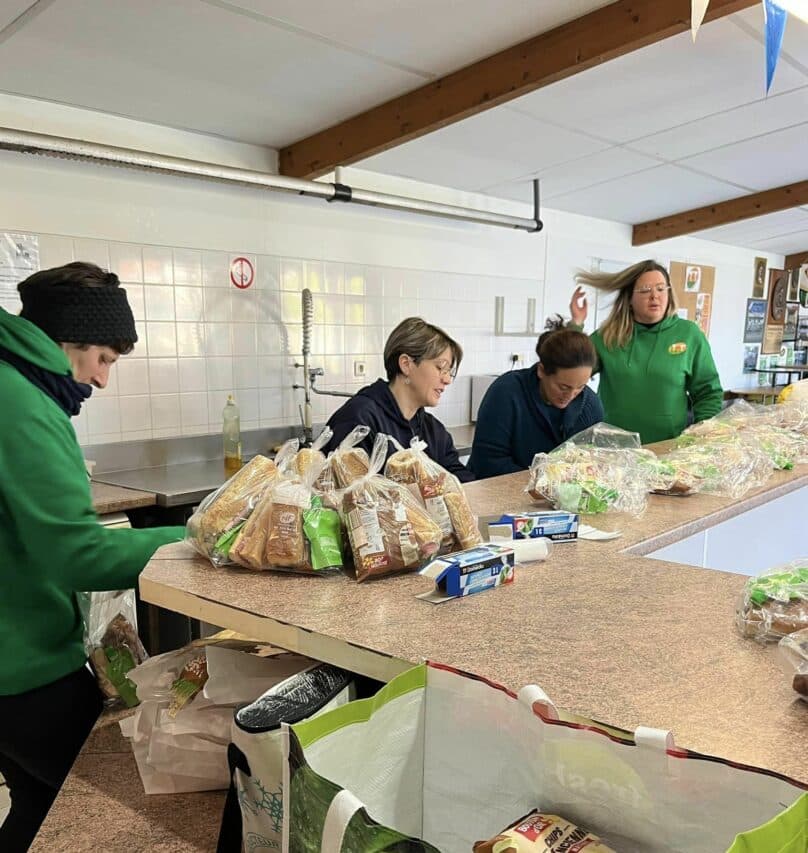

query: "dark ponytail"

left=536, top=315, right=597, bottom=375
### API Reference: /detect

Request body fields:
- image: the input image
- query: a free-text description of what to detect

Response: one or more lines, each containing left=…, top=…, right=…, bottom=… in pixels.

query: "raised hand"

left=570, top=286, right=588, bottom=326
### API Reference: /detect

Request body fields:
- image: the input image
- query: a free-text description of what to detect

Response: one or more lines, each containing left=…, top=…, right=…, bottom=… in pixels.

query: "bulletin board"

left=669, top=261, right=715, bottom=337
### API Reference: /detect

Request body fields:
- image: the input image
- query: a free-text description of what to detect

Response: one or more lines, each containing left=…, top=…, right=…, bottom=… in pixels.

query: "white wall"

left=0, top=112, right=783, bottom=447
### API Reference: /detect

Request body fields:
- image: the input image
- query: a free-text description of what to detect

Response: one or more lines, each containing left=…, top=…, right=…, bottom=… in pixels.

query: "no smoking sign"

left=229, top=256, right=254, bottom=289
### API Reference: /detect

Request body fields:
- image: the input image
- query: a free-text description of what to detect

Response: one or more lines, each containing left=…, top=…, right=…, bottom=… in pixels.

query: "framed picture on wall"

left=743, top=298, right=766, bottom=343
left=743, top=344, right=760, bottom=373
left=788, top=267, right=800, bottom=302
left=753, top=257, right=767, bottom=298
left=784, top=303, right=799, bottom=341
left=794, top=348, right=807, bottom=367
left=799, top=315, right=808, bottom=346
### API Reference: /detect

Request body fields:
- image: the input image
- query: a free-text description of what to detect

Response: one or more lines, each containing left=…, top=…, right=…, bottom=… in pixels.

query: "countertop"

left=139, top=462, right=808, bottom=784
left=91, top=481, right=156, bottom=514
left=93, top=424, right=476, bottom=507
left=30, top=709, right=224, bottom=853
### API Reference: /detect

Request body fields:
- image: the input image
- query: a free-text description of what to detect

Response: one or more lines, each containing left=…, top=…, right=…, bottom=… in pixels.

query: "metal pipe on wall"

left=0, top=127, right=542, bottom=233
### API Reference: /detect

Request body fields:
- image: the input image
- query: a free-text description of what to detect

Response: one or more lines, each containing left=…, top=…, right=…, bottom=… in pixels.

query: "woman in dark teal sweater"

left=570, top=260, right=723, bottom=444
left=470, top=324, right=604, bottom=478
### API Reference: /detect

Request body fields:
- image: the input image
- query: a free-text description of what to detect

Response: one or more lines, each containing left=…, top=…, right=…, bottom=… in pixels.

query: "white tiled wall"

left=8, top=233, right=538, bottom=446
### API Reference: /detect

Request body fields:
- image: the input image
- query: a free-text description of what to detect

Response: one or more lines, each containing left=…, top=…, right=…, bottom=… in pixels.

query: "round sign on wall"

left=229, top=256, right=254, bottom=289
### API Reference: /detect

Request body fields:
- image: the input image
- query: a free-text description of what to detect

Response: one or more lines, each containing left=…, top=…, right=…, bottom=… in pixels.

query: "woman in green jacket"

left=570, top=260, right=723, bottom=444
left=0, top=262, right=184, bottom=851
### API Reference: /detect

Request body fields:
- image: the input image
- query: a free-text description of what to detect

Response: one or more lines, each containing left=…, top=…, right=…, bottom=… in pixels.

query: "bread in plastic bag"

left=778, top=628, right=808, bottom=699
left=289, top=425, right=333, bottom=479
left=185, top=452, right=280, bottom=563
left=78, top=588, right=147, bottom=707
left=656, top=439, right=773, bottom=499
left=314, top=425, right=371, bottom=511
left=342, top=433, right=443, bottom=581
left=225, top=452, right=344, bottom=574
left=736, top=562, right=808, bottom=643
left=473, top=811, right=616, bottom=852
left=384, top=436, right=483, bottom=551
left=526, top=423, right=654, bottom=516
left=677, top=400, right=808, bottom=471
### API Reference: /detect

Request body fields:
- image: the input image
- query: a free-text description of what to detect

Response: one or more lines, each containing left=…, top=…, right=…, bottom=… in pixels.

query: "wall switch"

left=353, top=360, right=366, bottom=377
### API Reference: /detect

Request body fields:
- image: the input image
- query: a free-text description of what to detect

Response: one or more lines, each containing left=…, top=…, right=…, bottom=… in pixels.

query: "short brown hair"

left=383, top=317, right=463, bottom=382
left=536, top=324, right=597, bottom=375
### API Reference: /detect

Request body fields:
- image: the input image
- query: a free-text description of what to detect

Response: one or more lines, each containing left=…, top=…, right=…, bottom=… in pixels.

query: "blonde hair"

left=384, top=317, right=463, bottom=381
left=575, top=260, right=677, bottom=350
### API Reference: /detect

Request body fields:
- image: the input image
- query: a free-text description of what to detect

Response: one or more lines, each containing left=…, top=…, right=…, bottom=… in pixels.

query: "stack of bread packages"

left=338, top=433, right=444, bottom=581
left=384, top=436, right=482, bottom=553
left=186, top=433, right=345, bottom=574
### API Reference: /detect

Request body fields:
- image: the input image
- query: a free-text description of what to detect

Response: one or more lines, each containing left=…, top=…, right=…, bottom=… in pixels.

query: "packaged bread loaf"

left=314, top=425, right=372, bottom=509
left=736, top=563, right=808, bottom=642
left=226, top=452, right=343, bottom=574
left=342, top=434, right=443, bottom=581
left=384, top=436, right=482, bottom=552
left=186, top=453, right=278, bottom=563
left=473, top=811, right=615, bottom=853
left=778, top=628, right=808, bottom=698
left=290, top=425, right=333, bottom=479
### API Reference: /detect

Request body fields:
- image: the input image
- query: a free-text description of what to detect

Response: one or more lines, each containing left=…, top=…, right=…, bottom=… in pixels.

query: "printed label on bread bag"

left=668, top=342, right=687, bottom=355
left=399, top=522, right=420, bottom=567
left=425, top=495, right=453, bottom=536
left=348, top=506, right=384, bottom=556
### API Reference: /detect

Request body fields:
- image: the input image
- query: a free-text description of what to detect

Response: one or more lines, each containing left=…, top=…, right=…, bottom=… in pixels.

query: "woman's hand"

left=570, top=286, right=588, bottom=326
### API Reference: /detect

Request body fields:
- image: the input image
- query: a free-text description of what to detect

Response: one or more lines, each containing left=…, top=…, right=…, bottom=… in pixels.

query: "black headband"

left=19, top=280, right=138, bottom=348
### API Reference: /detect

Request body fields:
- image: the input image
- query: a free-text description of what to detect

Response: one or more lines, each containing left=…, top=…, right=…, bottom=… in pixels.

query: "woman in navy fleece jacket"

left=470, top=324, right=603, bottom=479
left=325, top=317, right=473, bottom=482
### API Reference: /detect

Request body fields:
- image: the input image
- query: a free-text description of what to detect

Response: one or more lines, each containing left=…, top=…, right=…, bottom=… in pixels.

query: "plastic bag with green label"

left=78, top=588, right=147, bottom=707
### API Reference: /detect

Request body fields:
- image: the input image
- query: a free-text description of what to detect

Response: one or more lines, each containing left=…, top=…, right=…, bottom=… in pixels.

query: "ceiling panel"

left=0, top=1, right=36, bottom=32
left=220, top=0, right=616, bottom=76
left=679, top=122, right=808, bottom=191
left=545, top=165, right=746, bottom=223
left=694, top=208, right=808, bottom=245
left=360, top=108, right=608, bottom=191
left=482, top=145, right=662, bottom=203
left=627, top=85, right=808, bottom=161
left=749, top=230, right=808, bottom=255
left=510, top=19, right=807, bottom=145
left=0, top=0, right=424, bottom=146
left=735, top=6, right=808, bottom=71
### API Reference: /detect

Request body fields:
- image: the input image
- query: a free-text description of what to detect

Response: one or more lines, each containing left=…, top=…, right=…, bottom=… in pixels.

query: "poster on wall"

left=761, top=268, right=787, bottom=354
left=743, top=298, right=766, bottom=344
left=787, top=267, right=800, bottom=303
left=753, top=257, right=767, bottom=298
left=783, top=303, right=799, bottom=341
left=670, top=261, right=715, bottom=336
left=797, top=314, right=808, bottom=346
left=758, top=354, right=773, bottom=386
left=0, top=233, right=39, bottom=307
left=794, top=349, right=807, bottom=367
left=743, top=344, right=760, bottom=373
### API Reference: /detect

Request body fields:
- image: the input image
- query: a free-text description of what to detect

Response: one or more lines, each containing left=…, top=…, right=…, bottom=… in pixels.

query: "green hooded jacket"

left=0, top=308, right=183, bottom=696
left=590, top=315, right=723, bottom=444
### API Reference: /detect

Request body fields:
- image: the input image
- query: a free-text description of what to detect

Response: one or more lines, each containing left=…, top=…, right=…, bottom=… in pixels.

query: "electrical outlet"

left=353, top=360, right=366, bottom=377
left=510, top=353, right=521, bottom=366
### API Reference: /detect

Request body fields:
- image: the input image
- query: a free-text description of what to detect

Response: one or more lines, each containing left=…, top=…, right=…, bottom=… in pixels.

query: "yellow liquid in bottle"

left=224, top=453, right=243, bottom=476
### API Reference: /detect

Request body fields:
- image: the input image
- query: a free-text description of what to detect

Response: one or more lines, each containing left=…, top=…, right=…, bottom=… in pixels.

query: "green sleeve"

left=687, top=329, right=723, bottom=422
left=0, top=401, right=183, bottom=593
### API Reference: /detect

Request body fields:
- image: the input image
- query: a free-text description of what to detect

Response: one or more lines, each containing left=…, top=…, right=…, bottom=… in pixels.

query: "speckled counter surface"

left=91, top=481, right=156, bottom=514
left=140, top=461, right=808, bottom=784
left=29, top=709, right=224, bottom=853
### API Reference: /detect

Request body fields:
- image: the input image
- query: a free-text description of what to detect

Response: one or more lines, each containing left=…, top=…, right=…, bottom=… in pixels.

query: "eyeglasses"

left=634, top=284, right=671, bottom=297
left=432, top=360, right=457, bottom=380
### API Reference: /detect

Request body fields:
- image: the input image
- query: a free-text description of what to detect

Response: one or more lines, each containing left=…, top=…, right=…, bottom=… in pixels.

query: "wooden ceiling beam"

left=785, top=250, right=808, bottom=268
left=279, top=0, right=758, bottom=179
left=632, top=181, right=808, bottom=245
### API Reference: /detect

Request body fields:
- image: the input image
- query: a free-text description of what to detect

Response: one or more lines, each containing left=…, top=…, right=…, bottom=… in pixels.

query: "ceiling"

left=1, top=0, right=806, bottom=255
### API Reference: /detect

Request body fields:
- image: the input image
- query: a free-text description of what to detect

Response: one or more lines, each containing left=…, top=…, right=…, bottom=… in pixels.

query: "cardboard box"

left=417, top=543, right=515, bottom=604
left=489, top=511, right=579, bottom=543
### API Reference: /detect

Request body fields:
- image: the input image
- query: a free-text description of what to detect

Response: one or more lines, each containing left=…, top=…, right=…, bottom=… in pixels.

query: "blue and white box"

left=416, top=543, right=515, bottom=604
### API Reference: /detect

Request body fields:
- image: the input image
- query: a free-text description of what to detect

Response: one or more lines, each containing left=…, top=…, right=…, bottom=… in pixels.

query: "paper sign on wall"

left=0, top=233, right=39, bottom=303
left=670, top=261, right=715, bottom=336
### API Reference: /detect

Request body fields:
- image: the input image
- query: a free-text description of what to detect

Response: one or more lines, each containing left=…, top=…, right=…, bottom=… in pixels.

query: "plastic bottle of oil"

left=223, top=395, right=242, bottom=475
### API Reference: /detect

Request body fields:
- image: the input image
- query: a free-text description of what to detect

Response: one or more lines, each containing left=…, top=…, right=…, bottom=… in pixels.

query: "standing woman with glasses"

left=569, top=260, right=722, bottom=443
left=323, top=317, right=474, bottom=481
